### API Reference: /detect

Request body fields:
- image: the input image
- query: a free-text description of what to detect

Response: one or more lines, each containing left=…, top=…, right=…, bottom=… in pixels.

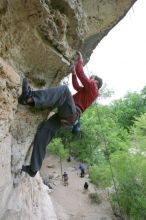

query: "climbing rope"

left=96, top=109, right=124, bottom=219
left=85, top=64, right=124, bottom=219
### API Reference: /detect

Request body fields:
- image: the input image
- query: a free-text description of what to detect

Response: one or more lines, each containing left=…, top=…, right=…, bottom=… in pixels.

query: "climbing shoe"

left=18, top=78, right=32, bottom=105
left=21, top=165, right=37, bottom=177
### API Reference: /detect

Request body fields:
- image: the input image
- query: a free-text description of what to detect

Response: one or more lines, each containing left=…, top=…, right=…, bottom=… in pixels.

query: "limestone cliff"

left=0, top=1, right=137, bottom=219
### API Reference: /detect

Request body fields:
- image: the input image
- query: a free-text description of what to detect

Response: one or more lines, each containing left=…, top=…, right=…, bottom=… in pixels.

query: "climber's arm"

left=75, top=52, right=91, bottom=88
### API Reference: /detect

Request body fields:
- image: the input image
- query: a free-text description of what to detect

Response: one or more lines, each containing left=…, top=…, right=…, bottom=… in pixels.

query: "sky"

left=86, top=0, right=146, bottom=104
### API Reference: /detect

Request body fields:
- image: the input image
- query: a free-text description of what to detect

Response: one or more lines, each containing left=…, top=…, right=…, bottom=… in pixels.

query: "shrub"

left=89, top=192, right=101, bottom=204
left=89, top=164, right=112, bottom=188
left=111, top=152, right=146, bottom=220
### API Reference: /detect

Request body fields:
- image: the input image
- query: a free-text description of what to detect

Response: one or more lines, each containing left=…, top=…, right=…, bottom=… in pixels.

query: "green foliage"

left=111, top=152, right=146, bottom=219
left=48, top=86, right=146, bottom=219
left=89, top=163, right=112, bottom=187
left=130, top=112, right=146, bottom=151
left=88, top=104, right=130, bottom=155
left=56, top=103, right=130, bottom=164
left=48, top=138, right=69, bottom=160
left=141, top=85, right=146, bottom=99
left=112, top=91, right=146, bottom=130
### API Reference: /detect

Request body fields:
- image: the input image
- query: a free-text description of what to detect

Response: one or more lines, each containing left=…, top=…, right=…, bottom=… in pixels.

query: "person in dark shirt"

left=84, top=182, right=89, bottom=190
left=62, top=172, right=69, bottom=186
left=19, top=51, right=103, bottom=177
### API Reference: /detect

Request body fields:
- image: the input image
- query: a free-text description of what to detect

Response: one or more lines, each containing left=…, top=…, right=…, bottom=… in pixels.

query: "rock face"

left=0, top=0, right=136, bottom=85
left=0, top=1, right=137, bottom=219
left=0, top=58, right=57, bottom=220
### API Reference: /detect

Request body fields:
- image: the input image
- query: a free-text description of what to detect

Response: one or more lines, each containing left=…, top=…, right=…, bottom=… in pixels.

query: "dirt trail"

left=40, top=154, right=118, bottom=220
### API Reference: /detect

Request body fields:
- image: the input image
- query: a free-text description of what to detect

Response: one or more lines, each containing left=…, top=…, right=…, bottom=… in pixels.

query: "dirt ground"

left=40, top=154, right=118, bottom=220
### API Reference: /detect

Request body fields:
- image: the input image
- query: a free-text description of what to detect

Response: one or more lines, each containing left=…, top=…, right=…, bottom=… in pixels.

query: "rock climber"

left=18, top=51, right=103, bottom=177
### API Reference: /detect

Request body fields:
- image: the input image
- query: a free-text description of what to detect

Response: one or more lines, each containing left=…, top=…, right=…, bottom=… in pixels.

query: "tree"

left=130, top=112, right=146, bottom=152
left=48, top=138, right=69, bottom=177
left=112, top=90, right=146, bottom=130
left=111, top=152, right=146, bottom=220
left=56, top=104, right=130, bottom=164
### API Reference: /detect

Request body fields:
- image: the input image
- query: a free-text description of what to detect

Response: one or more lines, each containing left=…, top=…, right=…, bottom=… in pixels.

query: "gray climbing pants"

left=30, top=85, right=77, bottom=172
left=32, top=85, right=76, bottom=118
left=31, top=113, right=61, bottom=172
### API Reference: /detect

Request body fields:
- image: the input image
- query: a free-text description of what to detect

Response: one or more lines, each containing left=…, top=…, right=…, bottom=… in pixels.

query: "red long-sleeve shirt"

left=72, top=59, right=99, bottom=112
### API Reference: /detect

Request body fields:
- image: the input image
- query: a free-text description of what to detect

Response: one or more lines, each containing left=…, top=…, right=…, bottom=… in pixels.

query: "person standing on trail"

left=62, top=172, right=69, bottom=186
left=79, top=164, right=85, bottom=177
left=18, top=51, right=103, bottom=177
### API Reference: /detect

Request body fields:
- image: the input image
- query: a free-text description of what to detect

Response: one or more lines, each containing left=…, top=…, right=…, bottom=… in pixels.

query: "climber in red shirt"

left=72, top=52, right=100, bottom=112
left=19, top=51, right=102, bottom=177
